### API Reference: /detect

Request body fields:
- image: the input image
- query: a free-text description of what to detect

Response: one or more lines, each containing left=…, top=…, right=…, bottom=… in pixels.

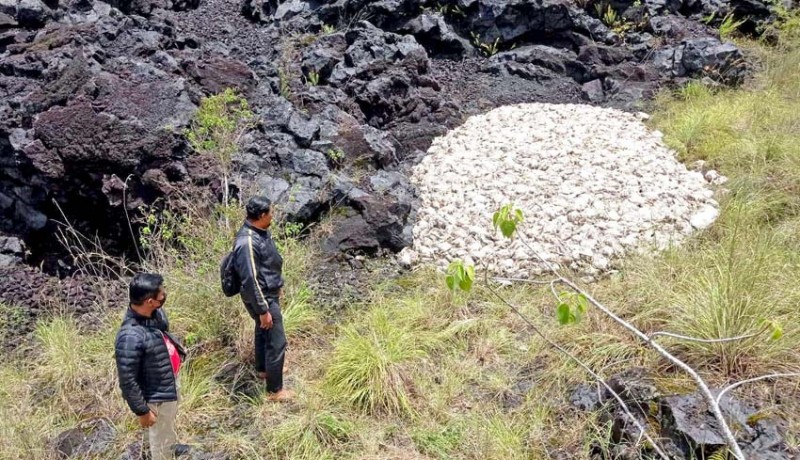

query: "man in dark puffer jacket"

left=231, top=194, right=294, bottom=401
left=115, top=273, right=189, bottom=460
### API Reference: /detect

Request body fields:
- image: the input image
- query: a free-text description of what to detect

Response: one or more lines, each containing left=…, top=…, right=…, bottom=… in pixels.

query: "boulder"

left=0, top=235, right=25, bottom=267
left=301, top=32, right=348, bottom=82
left=325, top=214, right=381, bottom=253
left=242, top=0, right=277, bottom=22
left=16, top=0, right=52, bottom=27
left=328, top=22, right=430, bottom=88
left=681, top=38, right=747, bottom=83
left=289, top=149, right=329, bottom=177
left=492, top=45, right=590, bottom=83
left=286, top=112, right=320, bottom=148
left=663, top=392, right=788, bottom=459
left=182, top=54, right=258, bottom=95
left=400, top=12, right=474, bottom=58
left=466, top=0, right=574, bottom=43
left=54, top=418, right=116, bottom=459
left=581, top=78, right=605, bottom=102
left=278, top=175, right=330, bottom=222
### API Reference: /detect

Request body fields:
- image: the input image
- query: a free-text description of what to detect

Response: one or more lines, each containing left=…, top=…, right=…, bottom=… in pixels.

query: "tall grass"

left=633, top=31, right=800, bottom=378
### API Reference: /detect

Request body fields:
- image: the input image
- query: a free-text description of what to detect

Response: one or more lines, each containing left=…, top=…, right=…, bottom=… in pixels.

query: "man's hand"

left=138, top=411, right=157, bottom=428
left=279, top=288, right=285, bottom=301
left=259, top=311, right=273, bottom=330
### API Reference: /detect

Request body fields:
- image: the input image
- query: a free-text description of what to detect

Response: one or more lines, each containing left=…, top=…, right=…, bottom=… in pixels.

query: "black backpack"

left=220, top=244, right=241, bottom=297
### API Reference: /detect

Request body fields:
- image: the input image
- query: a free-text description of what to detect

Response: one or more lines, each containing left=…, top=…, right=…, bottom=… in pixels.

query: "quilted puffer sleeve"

left=114, top=327, right=150, bottom=416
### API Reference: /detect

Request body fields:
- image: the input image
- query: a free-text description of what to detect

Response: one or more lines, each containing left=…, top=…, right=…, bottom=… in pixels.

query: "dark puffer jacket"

left=232, top=221, right=284, bottom=319
left=114, top=307, right=186, bottom=416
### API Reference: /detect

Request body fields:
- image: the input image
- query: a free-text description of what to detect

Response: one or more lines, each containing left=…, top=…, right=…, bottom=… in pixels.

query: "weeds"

left=720, top=12, right=746, bottom=40
left=326, top=147, right=345, bottom=165
left=471, top=32, right=502, bottom=57
left=306, top=70, right=320, bottom=86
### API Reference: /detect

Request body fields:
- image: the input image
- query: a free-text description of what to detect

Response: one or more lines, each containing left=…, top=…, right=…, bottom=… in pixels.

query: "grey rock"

left=17, top=0, right=52, bottom=27
left=0, top=11, right=16, bottom=26
left=662, top=392, right=788, bottom=459
left=280, top=175, right=329, bottom=222
left=0, top=235, right=25, bottom=255
left=255, top=175, right=291, bottom=203
left=301, top=33, right=347, bottom=81
left=681, top=38, right=747, bottom=83
left=0, top=0, right=15, bottom=17
left=363, top=126, right=397, bottom=167
left=494, top=45, right=590, bottom=83
left=54, top=418, right=116, bottom=459
left=325, top=214, right=381, bottom=253
left=290, top=149, right=329, bottom=177
left=274, top=0, right=306, bottom=20
left=467, top=0, right=574, bottom=43
left=570, top=383, right=604, bottom=411
left=286, top=112, right=320, bottom=148
left=581, top=79, right=605, bottom=102
left=401, top=13, right=474, bottom=57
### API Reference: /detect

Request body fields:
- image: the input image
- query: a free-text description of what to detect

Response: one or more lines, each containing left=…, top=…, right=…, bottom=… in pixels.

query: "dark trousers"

left=254, top=297, right=287, bottom=393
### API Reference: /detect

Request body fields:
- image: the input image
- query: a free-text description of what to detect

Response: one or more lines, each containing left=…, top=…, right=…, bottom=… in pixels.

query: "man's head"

left=129, top=273, right=166, bottom=317
left=246, top=194, right=273, bottom=230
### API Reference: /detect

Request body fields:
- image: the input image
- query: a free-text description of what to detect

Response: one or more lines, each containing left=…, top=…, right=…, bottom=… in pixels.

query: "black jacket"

left=233, top=221, right=284, bottom=319
left=114, top=307, right=186, bottom=416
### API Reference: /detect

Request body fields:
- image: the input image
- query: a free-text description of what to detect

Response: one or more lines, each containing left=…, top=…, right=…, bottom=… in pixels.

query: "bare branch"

left=513, top=235, right=747, bottom=460
left=651, top=330, right=761, bottom=344
left=482, top=267, right=671, bottom=460
left=491, top=277, right=558, bottom=285
left=715, top=373, right=800, bottom=406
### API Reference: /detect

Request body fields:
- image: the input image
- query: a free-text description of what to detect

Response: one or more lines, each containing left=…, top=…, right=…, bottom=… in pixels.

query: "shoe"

left=267, top=389, right=295, bottom=402
left=173, top=444, right=191, bottom=457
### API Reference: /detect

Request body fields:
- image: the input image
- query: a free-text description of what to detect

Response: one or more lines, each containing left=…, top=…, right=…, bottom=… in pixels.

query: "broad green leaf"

left=459, top=277, right=473, bottom=292
left=557, top=303, right=572, bottom=325
left=500, top=221, right=516, bottom=238
left=446, top=275, right=456, bottom=291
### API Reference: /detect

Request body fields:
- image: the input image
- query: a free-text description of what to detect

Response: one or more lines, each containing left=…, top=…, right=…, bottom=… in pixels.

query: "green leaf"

left=759, top=319, right=783, bottom=341
left=459, top=276, right=473, bottom=292
left=557, top=303, right=572, bottom=325
left=446, top=275, right=456, bottom=291
left=500, top=220, right=516, bottom=238
left=576, top=294, right=589, bottom=314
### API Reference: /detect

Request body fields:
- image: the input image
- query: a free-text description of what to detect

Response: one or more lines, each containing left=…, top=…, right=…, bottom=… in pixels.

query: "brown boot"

left=267, top=389, right=295, bottom=402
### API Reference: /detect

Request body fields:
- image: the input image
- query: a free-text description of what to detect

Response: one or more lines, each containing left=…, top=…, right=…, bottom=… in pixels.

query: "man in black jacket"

left=115, top=273, right=189, bottom=460
left=232, top=194, right=293, bottom=401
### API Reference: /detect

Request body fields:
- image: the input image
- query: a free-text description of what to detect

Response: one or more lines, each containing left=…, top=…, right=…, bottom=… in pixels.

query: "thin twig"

left=715, top=373, right=800, bottom=406
left=651, top=330, right=761, bottom=344
left=492, top=277, right=557, bottom=285
left=483, top=267, right=670, bottom=460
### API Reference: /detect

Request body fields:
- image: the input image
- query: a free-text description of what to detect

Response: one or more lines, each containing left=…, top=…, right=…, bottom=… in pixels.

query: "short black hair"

left=246, top=194, right=272, bottom=220
left=129, top=273, right=164, bottom=305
